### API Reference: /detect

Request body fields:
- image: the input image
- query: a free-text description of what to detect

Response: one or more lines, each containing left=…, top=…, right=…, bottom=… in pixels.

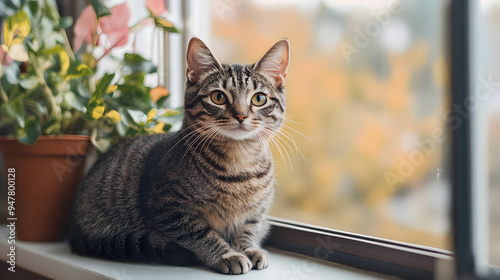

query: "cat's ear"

left=254, top=39, right=290, bottom=88
left=186, top=37, right=223, bottom=84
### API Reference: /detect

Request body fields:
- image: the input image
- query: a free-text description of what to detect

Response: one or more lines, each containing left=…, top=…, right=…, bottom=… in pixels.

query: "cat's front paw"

left=212, top=252, right=252, bottom=274
left=244, top=247, right=269, bottom=270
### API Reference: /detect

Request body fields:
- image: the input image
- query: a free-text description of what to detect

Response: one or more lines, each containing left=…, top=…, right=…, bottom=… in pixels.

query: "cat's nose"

left=234, top=114, right=248, bottom=123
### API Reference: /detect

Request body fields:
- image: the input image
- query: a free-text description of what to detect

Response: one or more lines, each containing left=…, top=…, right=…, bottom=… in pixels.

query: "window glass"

left=476, top=0, right=500, bottom=269
left=204, top=0, right=450, bottom=249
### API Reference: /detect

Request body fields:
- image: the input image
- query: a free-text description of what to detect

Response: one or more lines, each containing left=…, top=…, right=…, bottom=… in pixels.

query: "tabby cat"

left=69, top=37, right=290, bottom=274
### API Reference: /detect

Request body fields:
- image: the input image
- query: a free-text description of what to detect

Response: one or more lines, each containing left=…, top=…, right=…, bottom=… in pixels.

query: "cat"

left=68, top=37, right=290, bottom=275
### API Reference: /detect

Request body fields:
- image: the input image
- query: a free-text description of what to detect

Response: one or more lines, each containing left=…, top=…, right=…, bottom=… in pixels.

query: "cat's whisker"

left=259, top=128, right=291, bottom=172
left=162, top=125, right=207, bottom=161
left=264, top=128, right=295, bottom=160
left=279, top=123, right=313, bottom=142
left=182, top=124, right=219, bottom=162
left=264, top=128, right=293, bottom=173
left=283, top=116, right=302, bottom=125
left=200, top=126, right=222, bottom=156
left=275, top=128, right=308, bottom=164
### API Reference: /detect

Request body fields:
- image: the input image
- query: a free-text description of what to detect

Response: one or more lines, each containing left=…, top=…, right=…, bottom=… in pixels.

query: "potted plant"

left=0, top=0, right=181, bottom=241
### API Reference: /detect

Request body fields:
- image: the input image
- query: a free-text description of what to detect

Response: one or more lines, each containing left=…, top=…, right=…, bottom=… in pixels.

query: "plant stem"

left=43, top=0, right=75, bottom=60
left=31, top=54, right=59, bottom=116
left=0, top=82, right=8, bottom=103
left=130, top=16, right=151, bottom=31
left=0, top=54, right=8, bottom=103
left=62, top=30, right=76, bottom=61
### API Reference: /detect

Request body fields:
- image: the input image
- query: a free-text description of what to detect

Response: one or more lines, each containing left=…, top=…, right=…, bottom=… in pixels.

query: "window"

left=470, top=0, right=500, bottom=274
left=191, top=0, right=451, bottom=249
left=171, top=0, right=498, bottom=279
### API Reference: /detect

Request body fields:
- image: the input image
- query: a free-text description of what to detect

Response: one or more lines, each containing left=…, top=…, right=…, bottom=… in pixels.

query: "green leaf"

left=66, top=60, right=93, bottom=80
left=116, top=120, right=127, bottom=136
left=85, top=93, right=104, bottom=120
left=123, top=53, right=157, bottom=73
left=3, top=97, right=25, bottom=128
left=154, top=16, right=180, bottom=33
left=26, top=0, right=40, bottom=20
left=64, top=91, right=87, bottom=112
left=90, top=129, right=111, bottom=153
left=90, top=0, right=111, bottom=18
left=41, top=115, right=60, bottom=134
left=76, top=82, right=92, bottom=98
left=19, top=75, right=39, bottom=90
left=44, top=46, right=70, bottom=74
left=0, top=0, right=27, bottom=18
left=1, top=63, right=20, bottom=85
left=58, top=16, right=73, bottom=29
left=126, top=109, right=147, bottom=125
left=17, top=117, right=41, bottom=145
left=95, top=73, right=115, bottom=96
left=84, top=74, right=114, bottom=120
left=4, top=9, right=30, bottom=47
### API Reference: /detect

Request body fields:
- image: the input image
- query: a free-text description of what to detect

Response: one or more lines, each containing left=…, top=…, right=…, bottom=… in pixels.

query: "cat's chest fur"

left=198, top=142, right=274, bottom=239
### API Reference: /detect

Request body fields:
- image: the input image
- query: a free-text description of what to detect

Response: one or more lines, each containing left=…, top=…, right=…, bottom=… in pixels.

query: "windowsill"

left=0, top=227, right=393, bottom=279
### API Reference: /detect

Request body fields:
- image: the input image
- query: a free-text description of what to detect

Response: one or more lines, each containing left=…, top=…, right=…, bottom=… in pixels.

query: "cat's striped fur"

left=69, top=37, right=290, bottom=274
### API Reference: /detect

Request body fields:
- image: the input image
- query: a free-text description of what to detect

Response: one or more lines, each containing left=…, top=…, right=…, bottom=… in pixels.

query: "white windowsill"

left=0, top=227, right=392, bottom=280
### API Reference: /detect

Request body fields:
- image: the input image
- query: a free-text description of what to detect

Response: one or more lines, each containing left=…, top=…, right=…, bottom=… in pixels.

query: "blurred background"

left=0, top=0, right=498, bottom=269
left=204, top=0, right=452, bottom=250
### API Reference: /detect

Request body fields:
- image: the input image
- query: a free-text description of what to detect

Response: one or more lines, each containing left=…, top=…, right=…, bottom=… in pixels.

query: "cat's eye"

left=210, top=91, right=227, bottom=105
left=251, top=93, right=267, bottom=107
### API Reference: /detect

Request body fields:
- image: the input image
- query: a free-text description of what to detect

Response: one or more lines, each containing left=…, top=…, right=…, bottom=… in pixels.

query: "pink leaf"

left=73, top=5, right=98, bottom=50
left=0, top=47, right=14, bottom=65
left=105, top=26, right=129, bottom=48
left=146, top=0, right=167, bottom=17
left=100, top=2, right=130, bottom=34
left=99, top=2, right=130, bottom=49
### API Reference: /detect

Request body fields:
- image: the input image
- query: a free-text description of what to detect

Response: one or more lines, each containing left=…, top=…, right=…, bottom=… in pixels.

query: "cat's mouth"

left=219, top=123, right=258, bottom=140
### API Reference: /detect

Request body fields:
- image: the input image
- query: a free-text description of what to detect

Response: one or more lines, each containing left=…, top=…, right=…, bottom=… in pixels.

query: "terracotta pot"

left=0, top=135, right=92, bottom=242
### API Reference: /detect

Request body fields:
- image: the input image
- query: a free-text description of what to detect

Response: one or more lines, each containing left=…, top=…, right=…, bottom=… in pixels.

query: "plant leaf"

left=104, top=109, right=121, bottom=123
left=0, top=0, right=27, bottom=18
left=146, top=0, right=167, bottom=17
left=64, top=91, right=87, bottom=112
left=85, top=92, right=105, bottom=120
left=149, top=86, right=169, bottom=102
left=106, top=85, right=118, bottom=94
left=147, top=108, right=157, bottom=122
left=88, top=100, right=104, bottom=119
left=123, top=53, right=157, bottom=73
left=154, top=16, right=180, bottom=33
left=66, top=60, right=93, bottom=80
left=59, top=16, right=73, bottom=29
left=151, top=122, right=164, bottom=133
left=7, top=44, right=29, bottom=62
left=3, top=97, right=25, bottom=128
left=90, top=0, right=111, bottom=18
left=90, top=129, right=111, bottom=153
left=73, top=5, right=98, bottom=50
left=84, top=74, right=114, bottom=120
left=95, top=73, right=115, bottom=96
left=17, top=117, right=41, bottom=145
left=41, top=115, right=61, bottom=134
left=4, top=10, right=30, bottom=47
left=116, top=120, right=127, bottom=136
left=19, top=76, right=39, bottom=90
left=45, top=46, right=70, bottom=74
left=126, top=109, right=147, bottom=125
left=26, top=1, right=40, bottom=21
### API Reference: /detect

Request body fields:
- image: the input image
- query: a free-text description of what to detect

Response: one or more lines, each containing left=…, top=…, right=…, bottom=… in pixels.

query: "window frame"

left=172, top=0, right=500, bottom=279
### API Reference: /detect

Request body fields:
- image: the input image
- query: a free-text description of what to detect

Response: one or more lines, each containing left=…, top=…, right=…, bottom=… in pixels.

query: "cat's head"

left=183, top=37, right=289, bottom=142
